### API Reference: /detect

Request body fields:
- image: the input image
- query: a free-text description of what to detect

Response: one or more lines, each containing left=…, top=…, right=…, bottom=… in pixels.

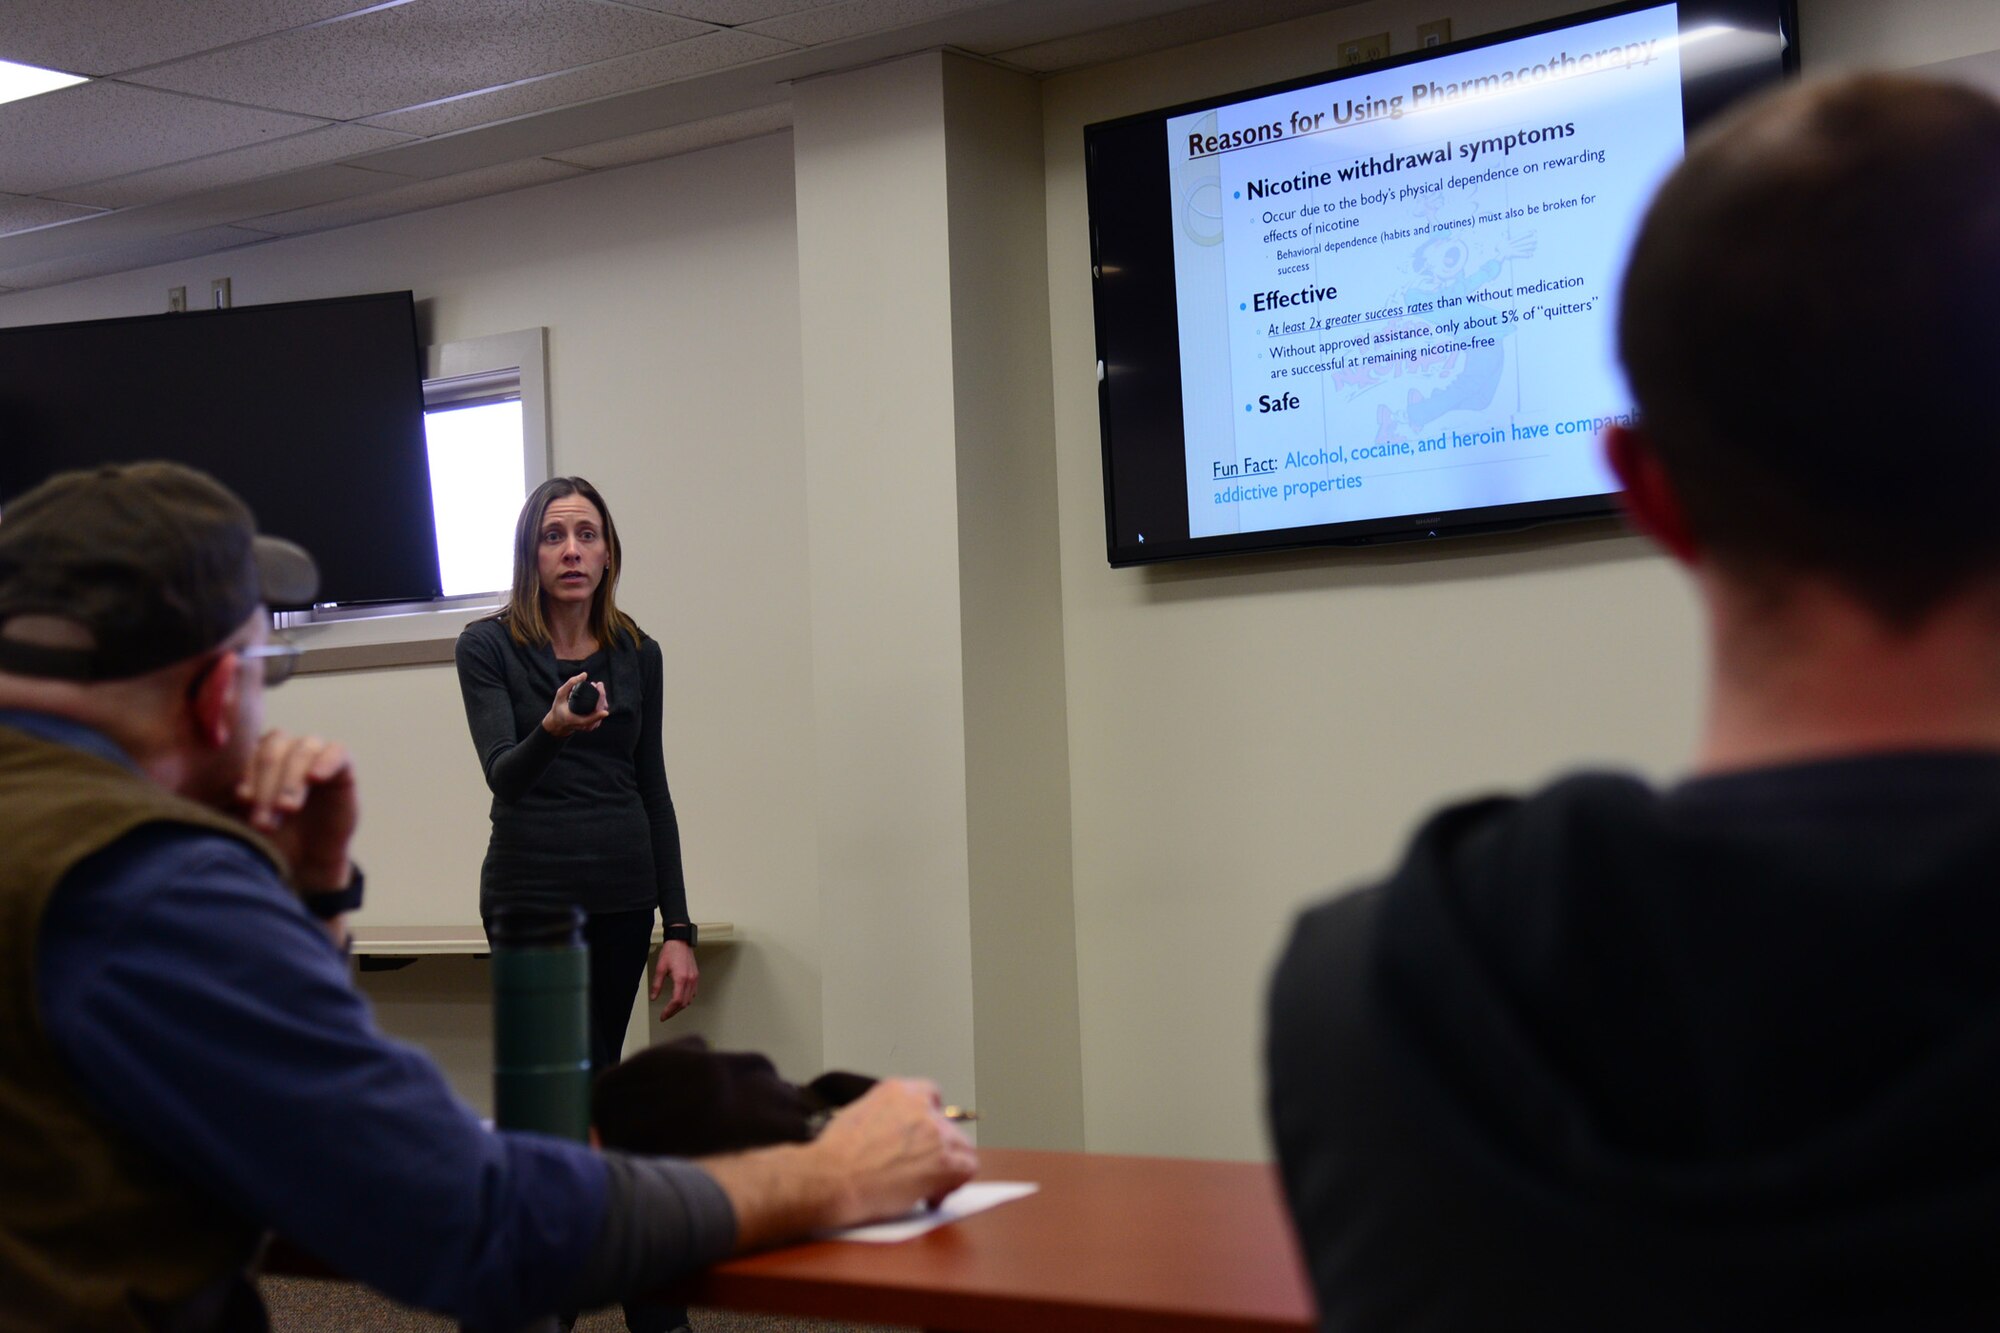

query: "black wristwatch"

left=661, top=921, right=698, bottom=947
left=304, top=868, right=365, bottom=921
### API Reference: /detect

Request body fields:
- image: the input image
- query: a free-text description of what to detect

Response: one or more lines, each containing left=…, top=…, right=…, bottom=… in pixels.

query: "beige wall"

left=4, top=0, right=1997, bottom=1152
left=792, top=54, right=980, bottom=1107
left=787, top=52, right=1082, bottom=1144
left=1799, top=0, right=2000, bottom=71
left=944, top=56, right=1085, bottom=1150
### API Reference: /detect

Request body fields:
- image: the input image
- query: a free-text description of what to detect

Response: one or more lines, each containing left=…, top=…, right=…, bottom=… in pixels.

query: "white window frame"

left=279, top=327, right=549, bottom=675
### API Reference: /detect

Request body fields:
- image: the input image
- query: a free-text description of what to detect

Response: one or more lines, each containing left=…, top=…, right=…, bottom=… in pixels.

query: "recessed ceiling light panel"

left=0, top=59, right=88, bottom=109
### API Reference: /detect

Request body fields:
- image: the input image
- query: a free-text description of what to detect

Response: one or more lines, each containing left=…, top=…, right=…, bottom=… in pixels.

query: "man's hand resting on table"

left=700, top=1078, right=977, bottom=1251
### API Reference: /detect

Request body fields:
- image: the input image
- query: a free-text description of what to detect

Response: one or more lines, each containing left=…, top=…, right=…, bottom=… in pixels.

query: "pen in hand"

left=926, top=1106, right=978, bottom=1210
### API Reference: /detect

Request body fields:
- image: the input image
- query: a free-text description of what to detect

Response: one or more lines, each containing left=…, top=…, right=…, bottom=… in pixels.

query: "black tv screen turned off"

left=0, top=291, right=441, bottom=609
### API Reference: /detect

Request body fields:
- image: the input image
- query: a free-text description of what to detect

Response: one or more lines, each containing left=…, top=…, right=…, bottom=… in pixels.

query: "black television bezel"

left=1085, top=0, right=1799, bottom=568
left=0, top=289, right=441, bottom=609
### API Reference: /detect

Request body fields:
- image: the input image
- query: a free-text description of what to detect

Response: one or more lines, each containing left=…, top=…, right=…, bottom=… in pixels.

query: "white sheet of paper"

left=823, top=1181, right=1039, bottom=1243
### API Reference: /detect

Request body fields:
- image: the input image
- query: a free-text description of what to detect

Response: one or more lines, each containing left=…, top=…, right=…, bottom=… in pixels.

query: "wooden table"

left=679, top=1148, right=1316, bottom=1333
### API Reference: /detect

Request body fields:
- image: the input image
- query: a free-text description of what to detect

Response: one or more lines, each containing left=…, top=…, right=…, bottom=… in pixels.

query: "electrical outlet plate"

left=167, top=286, right=186, bottom=312
left=1416, top=19, right=1453, bottom=49
left=1337, top=32, right=1391, bottom=67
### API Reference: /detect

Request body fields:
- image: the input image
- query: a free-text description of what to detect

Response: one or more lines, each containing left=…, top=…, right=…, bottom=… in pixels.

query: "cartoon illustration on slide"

left=1403, top=228, right=1536, bottom=430
left=1375, top=403, right=1407, bottom=446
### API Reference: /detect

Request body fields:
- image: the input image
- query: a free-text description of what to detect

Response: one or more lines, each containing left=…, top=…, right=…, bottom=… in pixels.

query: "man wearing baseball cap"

left=0, top=462, right=975, bottom=1331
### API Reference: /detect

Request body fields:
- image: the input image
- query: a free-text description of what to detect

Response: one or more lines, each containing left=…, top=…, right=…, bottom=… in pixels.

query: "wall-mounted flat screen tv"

left=0, top=291, right=439, bottom=608
left=1086, top=0, right=1797, bottom=566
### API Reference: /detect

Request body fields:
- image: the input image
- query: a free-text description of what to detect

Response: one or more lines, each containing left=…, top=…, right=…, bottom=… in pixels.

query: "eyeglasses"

left=187, top=636, right=301, bottom=702
left=239, top=637, right=302, bottom=687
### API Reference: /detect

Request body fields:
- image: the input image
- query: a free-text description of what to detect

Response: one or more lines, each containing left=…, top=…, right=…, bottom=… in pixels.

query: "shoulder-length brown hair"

left=496, top=476, right=642, bottom=650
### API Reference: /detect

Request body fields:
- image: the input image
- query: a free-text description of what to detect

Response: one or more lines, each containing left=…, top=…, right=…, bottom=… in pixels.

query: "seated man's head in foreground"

left=1267, top=74, right=2000, bottom=1333
left=1611, top=74, right=2000, bottom=625
left=0, top=461, right=317, bottom=806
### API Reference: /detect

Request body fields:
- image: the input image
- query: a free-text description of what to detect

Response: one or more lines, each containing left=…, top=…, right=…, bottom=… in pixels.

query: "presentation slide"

left=1166, top=4, right=1685, bottom=539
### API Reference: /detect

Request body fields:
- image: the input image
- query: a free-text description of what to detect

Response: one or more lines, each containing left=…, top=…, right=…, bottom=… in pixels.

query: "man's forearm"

left=698, top=1141, right=850, bottom=1253
left=568, top=1152, right=738, bottom=1309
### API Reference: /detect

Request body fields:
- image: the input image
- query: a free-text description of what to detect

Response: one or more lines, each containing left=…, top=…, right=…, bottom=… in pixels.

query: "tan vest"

left=0, top=722, right=286, bottom=1332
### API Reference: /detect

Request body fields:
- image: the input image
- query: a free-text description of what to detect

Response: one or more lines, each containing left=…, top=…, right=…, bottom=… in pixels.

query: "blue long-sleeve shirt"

left=14, top=711, right=731, bottom=1329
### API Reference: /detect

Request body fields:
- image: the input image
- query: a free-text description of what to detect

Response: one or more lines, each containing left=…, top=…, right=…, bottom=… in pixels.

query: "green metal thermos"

left=488, top=902, right=591, bottom=1142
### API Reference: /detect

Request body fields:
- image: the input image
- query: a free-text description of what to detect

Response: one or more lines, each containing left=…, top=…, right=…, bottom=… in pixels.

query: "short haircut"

left=1617, top=75, right=2000, bottom=624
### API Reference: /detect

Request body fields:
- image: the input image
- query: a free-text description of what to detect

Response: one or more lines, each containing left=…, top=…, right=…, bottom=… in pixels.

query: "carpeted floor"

left=261, top=1277, right=912, bottom=1333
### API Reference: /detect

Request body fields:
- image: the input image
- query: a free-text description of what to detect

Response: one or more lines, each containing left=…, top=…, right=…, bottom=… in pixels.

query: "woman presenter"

left=455, top=476, right=698, bottom=1074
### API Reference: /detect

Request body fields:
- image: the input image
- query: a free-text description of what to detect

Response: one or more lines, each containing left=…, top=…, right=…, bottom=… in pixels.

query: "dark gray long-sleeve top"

left=455, top=617, right=689, bottom=922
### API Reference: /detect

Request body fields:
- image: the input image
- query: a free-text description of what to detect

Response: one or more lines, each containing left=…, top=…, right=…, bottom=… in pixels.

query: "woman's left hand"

left=652, top=939, right=699, bottom=1020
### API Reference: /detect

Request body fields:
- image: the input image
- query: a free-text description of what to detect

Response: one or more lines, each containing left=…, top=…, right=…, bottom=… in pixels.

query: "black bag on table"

left=591, top=1036, right=875, bottom=1156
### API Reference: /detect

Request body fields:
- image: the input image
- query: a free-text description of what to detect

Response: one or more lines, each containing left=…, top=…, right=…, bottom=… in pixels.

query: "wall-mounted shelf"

left=349, top=922, right=736, bottom=958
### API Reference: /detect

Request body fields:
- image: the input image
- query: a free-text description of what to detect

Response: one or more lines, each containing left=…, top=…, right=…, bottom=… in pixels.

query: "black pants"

left=581, top=907, right=656, bottom=1075
left=582, top=910, right=688, bottom=1333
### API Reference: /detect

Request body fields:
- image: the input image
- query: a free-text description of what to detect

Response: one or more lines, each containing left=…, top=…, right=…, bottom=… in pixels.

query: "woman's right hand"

left=542, top=670, right=611, bottom=737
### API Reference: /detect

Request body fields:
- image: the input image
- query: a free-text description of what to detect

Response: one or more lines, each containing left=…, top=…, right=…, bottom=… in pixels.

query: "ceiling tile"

left=0, top=195, right=106, bottom=237
left=360, top=28, right=794, bottom=137
left=548, top=102, right=791, bottom=169
left=743, top=0, right=1000, bottom=46
left=626, top=0, right=846, bottom=24
left=0, top=1, right=384, bottom=78
left=244, top=157, right=587, bottom=235
left=126, top=0, right=715, bottom=121
left=0, top=0, right=1396, bottom=288
left=167, top=162, right=434, bottom=217
left=47, top=125, right=420, bottom=209
left=0, top=224, right=273, bottom=292
left=0, top=81, right=326, bottom=196
left=993, top=0, right=1356, bottom=72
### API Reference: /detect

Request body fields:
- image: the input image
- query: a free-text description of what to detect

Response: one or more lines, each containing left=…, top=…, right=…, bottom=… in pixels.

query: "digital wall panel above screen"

left=1086, top=0, right=1797, bottom=566
left=0, top=292, right=440, bottom=609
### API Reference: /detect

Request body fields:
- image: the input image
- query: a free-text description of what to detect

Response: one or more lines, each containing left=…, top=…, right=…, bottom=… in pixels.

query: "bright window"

left=425, top=397, right=524, bottom=598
